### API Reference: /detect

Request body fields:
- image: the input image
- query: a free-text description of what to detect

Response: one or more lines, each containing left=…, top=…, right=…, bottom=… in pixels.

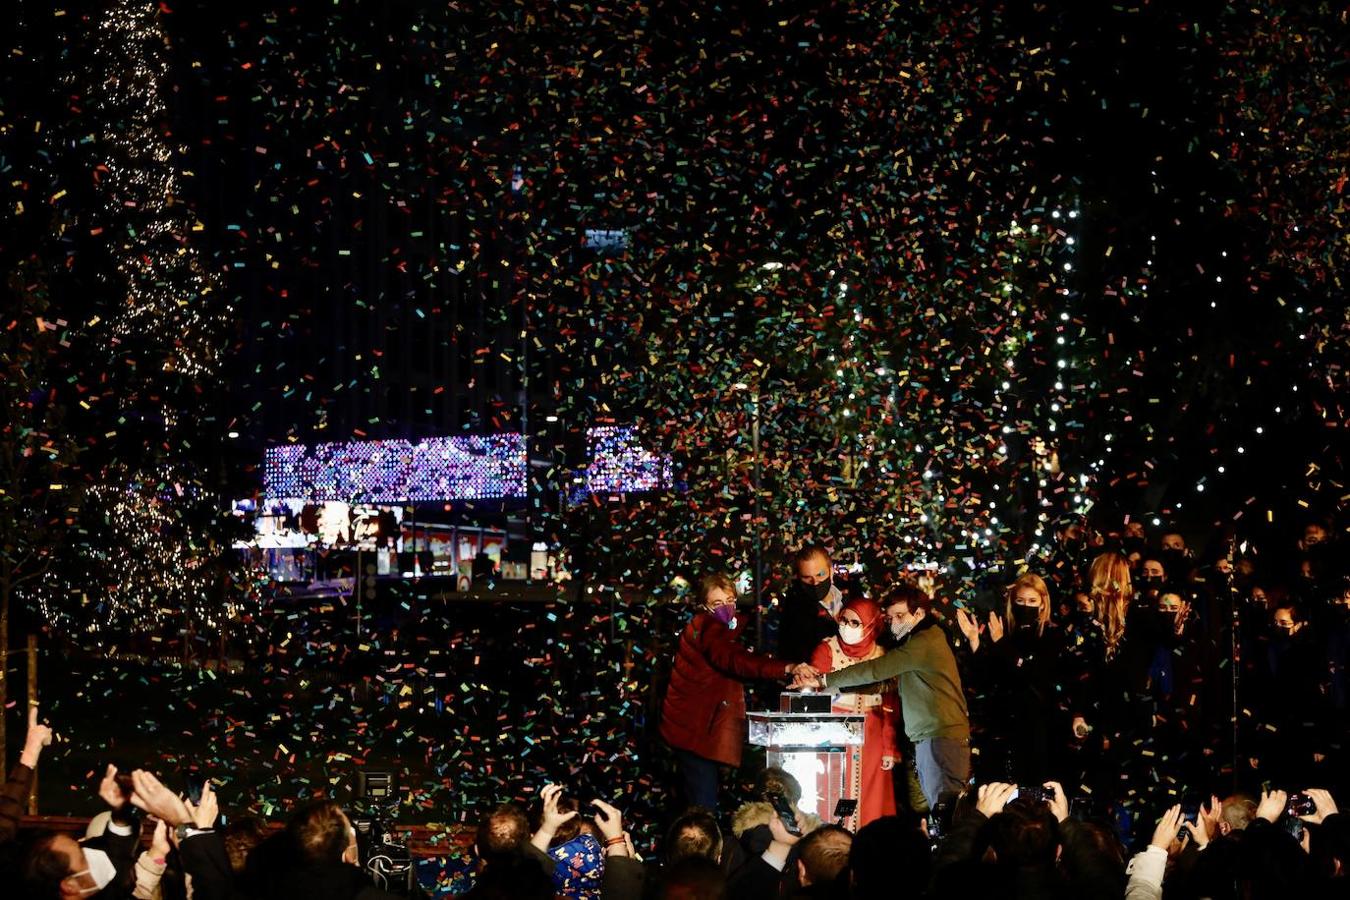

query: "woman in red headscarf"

left=807, top=597, right=901, bottom=827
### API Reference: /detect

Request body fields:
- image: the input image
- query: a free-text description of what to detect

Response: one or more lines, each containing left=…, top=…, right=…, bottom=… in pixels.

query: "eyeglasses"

left=839, top=617, right=864, bottom=627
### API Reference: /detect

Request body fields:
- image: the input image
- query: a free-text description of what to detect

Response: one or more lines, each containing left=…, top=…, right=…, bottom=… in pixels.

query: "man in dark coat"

left=777, top=545, right=843, bottom=663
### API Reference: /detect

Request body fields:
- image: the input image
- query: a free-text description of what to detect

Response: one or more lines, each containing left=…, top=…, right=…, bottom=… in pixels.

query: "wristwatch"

left=175, top=824, right=211, bottom=842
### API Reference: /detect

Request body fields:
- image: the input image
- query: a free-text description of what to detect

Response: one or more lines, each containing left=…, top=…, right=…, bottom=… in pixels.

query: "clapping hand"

left=1183, top=795, right=1222, bottom=848
left=1150, top=804, right=1186, bottom=855
left=129, top=770, right=193, bottom=827
left=987, top=612, right=1005, bottom=643
left=184, top=780, right=219, bottom=830
left=955, top=609, right=981, bottom=651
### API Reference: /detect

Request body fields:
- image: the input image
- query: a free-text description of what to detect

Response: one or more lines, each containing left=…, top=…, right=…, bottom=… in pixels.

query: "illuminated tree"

left=0, top=263, right=82, bottom=766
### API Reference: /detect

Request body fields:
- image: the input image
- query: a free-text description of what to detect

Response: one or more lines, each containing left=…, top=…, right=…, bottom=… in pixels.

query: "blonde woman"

left=956, top=573, right=1066, bottom=781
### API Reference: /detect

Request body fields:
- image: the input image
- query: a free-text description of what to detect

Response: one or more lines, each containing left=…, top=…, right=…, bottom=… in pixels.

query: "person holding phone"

left=806, top=597, right=901, bottom=827
left=661, top=573, right=819, bottom=810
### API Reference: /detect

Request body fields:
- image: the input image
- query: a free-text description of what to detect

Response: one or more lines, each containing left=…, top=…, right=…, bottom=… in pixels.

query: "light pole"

left=735, top=381, right=764, bottom=647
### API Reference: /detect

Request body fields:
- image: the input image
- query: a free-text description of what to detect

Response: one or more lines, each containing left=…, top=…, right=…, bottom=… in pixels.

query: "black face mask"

left=1012, top=605, right=1040, bottom=629
left=802, top=579, right=832, bottom=603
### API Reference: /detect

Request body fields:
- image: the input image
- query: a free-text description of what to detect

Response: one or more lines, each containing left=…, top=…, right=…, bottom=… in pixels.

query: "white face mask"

left=72, top=848, right=118, bottom=894
left=838, top=624, right=864, bottom=645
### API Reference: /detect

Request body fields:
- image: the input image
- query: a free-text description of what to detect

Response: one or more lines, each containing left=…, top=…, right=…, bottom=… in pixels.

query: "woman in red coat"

left=807, top=597, right=901, bottom=828
left=661, top=573, right=816, bottom=811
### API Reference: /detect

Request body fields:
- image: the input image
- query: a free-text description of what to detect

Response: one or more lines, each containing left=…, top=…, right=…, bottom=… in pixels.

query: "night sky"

left=0, top=0, right=1346, bottom=849
left=1, top=0, right=1345, bottom=617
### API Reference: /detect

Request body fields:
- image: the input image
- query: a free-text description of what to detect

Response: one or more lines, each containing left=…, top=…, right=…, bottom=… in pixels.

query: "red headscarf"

left=837, top=597, right=882, bottom=659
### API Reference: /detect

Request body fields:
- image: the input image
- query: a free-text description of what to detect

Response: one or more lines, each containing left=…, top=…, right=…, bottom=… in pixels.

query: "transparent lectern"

left=747, top=693, right=865, bottom=827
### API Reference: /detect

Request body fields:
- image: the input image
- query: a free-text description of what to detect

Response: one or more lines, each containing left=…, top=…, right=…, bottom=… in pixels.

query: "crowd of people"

left=2, top=709, right=1346, bottom=900
left=2, top=515, right=1346, bottom=898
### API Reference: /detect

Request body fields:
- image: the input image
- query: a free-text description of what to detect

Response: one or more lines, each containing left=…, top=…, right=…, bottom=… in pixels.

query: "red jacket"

left=660, top=612, right=789, bottom=766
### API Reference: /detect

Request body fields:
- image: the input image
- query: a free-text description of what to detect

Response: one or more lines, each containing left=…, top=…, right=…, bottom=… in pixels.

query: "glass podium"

left=747, top=693, right=865, bottom=829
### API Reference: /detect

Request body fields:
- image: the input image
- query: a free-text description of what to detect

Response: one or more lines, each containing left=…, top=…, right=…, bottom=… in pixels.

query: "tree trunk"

left=0, top=569, right=10, bottom=773
left=27, top=633, right=37, bottom=814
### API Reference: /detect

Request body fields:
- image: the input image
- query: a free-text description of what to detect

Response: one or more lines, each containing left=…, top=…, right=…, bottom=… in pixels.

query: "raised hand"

left=184, top=780, right=219, bottom=830
left=98, top=764, right=128, bottom=809
left=987, top=612, right=1005, bottom=643
left=148, top=819, right=172, bottom=860
left=1296, top=788, right=1338, bottom=825
left=1256, top=789, right=1287, bottom=824
left=975, top=783, right=1017, bottom=818
left=129, top=770, right=193, bottom=827
left=529, top=783, right=578, bottom=851
left=1184, top=794, right=1222, bottom=848
left=590, top=798, right=623, bottom=842
left=955, top=609, right=980, bottom=651
left=767, top=810, right=802, bottom=847
left=1150, top=804, right=1185, bottom=853
left=20, top=705, right=54, bottom=767
left=1043, top=781, right=1070, bottom=823
left=1174, top=601, right=1192, bottom=635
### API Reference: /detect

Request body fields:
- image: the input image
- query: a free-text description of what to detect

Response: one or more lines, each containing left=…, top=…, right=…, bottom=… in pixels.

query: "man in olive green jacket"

left=795, top=583, right=970, bottom=810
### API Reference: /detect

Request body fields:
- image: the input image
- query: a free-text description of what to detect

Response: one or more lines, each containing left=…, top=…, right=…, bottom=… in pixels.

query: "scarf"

left=838, top=597, right=883, bottom=660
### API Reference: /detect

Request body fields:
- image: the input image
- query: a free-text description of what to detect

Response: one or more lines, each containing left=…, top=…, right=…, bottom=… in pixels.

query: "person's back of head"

left=755, top=766, right=803, bottom=808
left=985, top=801, right=1059, bottom=870
left=797, top=824, right=852, bottom=888
left=533, top=795, right=582, bottom=848
left=1239, top=820, right=1311, bottom=898
left=474, top=803, right=530, bottom=868
left=1221, top=794, right=1257, bottom=834
left=659, top=855, right=727, bottom=900
left=1065, top=819, right=1125, bottom=873
left=223, top=816, right=272, bottom=875
left=20, top=832, right=70, bottom=900
left=1310, top=813, right=1350, bottom=885
left=286, top=799, right=354, bottom=867
left=850, top=816, right=929, bottom=898
left=666, top=808, right=722, bottom=865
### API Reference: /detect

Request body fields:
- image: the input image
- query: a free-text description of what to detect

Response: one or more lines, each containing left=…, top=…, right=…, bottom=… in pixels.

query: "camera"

left=1287, top=793, right=1317, bottom=817
left=1012, top=786, right=1053, bottom=805
left=351, top=771, right=416, bottom=896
